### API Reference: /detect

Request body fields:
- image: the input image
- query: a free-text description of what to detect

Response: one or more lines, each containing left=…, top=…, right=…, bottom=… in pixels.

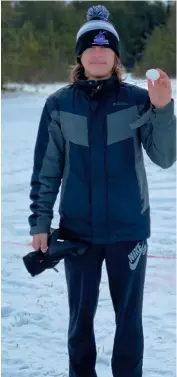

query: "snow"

left=1, top=77, right=176, bottom=377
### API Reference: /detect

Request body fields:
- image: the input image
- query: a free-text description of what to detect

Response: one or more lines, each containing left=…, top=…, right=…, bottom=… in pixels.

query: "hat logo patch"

left=92, top=31, right=109, bottom=46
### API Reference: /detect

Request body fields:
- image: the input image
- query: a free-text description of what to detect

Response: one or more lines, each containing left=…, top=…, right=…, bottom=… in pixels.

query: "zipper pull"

left=53, top=267, right=59, bottom=273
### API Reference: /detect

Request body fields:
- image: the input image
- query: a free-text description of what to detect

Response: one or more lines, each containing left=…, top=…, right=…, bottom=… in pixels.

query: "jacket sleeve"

left=138, top=95, right=176, bottom=169
left=28, top=95, right=65, bottom=236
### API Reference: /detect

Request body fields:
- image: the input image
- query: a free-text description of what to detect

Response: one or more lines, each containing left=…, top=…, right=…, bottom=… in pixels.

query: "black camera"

left=22, top=228, right=88, bottom=277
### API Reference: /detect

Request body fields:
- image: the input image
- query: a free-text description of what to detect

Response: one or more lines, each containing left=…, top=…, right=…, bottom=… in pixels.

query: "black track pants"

left=64, top=240, right=148, bottom=377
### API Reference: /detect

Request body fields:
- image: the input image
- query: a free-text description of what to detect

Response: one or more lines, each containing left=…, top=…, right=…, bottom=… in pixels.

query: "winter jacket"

left=28, top=75, right=176, bottom=243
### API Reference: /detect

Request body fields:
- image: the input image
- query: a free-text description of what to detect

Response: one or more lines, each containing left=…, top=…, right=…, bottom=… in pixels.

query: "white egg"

left=146, top=69, right=160, bottom=81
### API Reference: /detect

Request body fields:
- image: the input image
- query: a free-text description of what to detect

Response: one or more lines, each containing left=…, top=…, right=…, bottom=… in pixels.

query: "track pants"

left=64, top=240, right=148, bottom=377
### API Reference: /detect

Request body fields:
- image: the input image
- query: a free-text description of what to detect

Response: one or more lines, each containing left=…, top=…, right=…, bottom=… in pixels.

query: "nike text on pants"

left=64, top=240, right=148, bottom=377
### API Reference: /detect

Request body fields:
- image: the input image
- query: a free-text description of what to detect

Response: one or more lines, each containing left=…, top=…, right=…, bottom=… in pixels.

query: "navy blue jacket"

left=28, top=75, right=176, bottom=243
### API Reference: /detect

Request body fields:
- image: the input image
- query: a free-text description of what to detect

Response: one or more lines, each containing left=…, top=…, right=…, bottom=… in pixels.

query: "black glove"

left=23, top=228, right=88, bottom=277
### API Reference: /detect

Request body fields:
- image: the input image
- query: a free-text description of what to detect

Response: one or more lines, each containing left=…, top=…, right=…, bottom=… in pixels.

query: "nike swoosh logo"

left=129, top=250, right=142, bottom=271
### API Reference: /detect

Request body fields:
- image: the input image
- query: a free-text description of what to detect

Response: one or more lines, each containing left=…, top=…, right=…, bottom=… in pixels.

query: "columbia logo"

left=113, top=101, right=128, bottom=106
left=128, top=242, right=147, bottom=271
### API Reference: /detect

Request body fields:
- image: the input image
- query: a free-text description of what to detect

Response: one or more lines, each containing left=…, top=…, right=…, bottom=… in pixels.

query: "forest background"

left=1, top=0, right=176, bottom=88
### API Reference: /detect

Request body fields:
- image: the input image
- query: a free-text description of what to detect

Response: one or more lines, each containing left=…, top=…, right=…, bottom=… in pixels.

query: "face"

left=81, top=46, right=115, bottom=80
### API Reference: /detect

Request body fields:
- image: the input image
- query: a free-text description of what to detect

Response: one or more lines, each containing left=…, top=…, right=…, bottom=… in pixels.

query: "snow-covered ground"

left=1, top=77, right=176, bottom=377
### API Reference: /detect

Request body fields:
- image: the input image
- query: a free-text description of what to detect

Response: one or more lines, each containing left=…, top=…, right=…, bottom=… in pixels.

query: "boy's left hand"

left=147, top=68, right=172, bottom=109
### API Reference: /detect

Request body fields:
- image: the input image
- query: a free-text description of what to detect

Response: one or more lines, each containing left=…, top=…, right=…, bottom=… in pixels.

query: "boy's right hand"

left=32, top=233, right=48, bottom=253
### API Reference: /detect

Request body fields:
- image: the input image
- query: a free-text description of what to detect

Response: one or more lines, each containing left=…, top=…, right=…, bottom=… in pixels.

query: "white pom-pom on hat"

left=87, top=5, right=110, bottom=22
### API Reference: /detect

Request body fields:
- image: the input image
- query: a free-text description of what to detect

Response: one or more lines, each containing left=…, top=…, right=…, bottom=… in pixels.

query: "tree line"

left=1, top=1, right=176, bottom=87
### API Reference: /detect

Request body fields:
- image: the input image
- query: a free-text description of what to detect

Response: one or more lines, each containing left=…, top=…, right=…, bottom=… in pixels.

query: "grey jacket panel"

left=131, top=99, right=176, bottom=169
left=59, top=140, right=70, bottom=212
left=107, top=106, right=137, bottom=145
left=132, top=129, right=150, bottom=214
left=141, top=100, right=176, bottom=169
left=60, top=111, right=88, bottom=146
left=29, top=99, right=65, bottom=235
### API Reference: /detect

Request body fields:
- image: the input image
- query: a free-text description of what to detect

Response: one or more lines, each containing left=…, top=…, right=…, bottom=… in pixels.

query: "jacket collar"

left=75, top=74, right=119, bottom=96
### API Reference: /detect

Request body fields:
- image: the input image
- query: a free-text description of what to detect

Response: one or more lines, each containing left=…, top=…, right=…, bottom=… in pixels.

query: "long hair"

left=70, top=56, right=126, bottom=83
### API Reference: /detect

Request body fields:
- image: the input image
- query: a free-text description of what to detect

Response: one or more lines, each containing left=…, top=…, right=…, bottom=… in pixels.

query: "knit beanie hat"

left=75, top=5, right=120, bottom=62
